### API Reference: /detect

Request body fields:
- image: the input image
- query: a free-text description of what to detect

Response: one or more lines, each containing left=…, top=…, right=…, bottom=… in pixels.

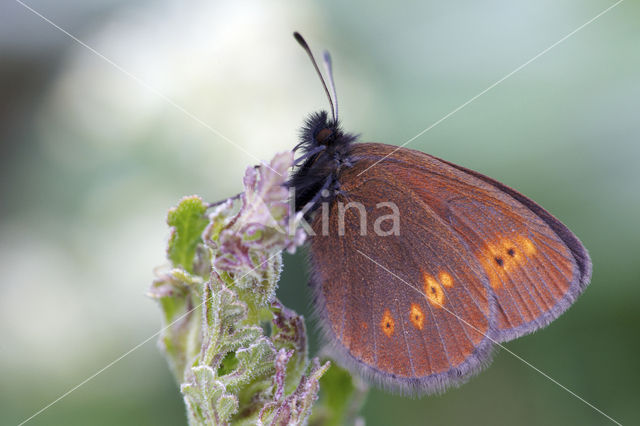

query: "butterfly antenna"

left=322, top=50, right=339, bottom=122
left=293, top=32, right=336, bottom=122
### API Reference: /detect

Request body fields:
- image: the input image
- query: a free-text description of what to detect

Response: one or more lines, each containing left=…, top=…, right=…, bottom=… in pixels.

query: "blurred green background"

left=1, top=0, right=638, bottom=425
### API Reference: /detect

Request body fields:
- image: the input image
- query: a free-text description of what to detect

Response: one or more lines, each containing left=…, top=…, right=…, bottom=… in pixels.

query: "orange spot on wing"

left=480, top=234, right=538, bottom=289
left=519, top=237, right=537, bottom=255
left=438, top=271, right=453, bottom=287
left=409, top=303, right=425, bottom=330
left=423, top=273, right=445, bottom=307
left=380, top=309, right=395, bottom=337
left=360, top=322, right=368, bottom=330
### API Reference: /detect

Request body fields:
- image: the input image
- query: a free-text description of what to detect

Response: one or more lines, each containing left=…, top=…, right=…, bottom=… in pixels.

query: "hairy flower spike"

left=151, top=151, right=364, bottom=425
left=203, top=151, right=307, bottom=307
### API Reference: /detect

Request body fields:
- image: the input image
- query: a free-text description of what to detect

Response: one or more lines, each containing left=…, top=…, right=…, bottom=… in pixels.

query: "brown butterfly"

left=289, top=32, right=591, bottom=394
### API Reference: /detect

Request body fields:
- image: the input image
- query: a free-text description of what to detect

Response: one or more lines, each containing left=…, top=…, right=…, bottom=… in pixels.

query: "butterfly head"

left=290, top=33, right=358, bottom=213
left=297, top=110, right=354, bottom=151
left=290, top=110, right=356, bottom=212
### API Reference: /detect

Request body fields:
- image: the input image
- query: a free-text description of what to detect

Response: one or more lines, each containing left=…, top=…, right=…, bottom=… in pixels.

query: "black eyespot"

left=507, top=248, right=515, bottom=257
left=495, top=257, right=504, bottom=266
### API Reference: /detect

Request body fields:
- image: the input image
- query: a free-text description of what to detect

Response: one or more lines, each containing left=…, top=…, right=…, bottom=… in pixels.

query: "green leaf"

left=310, top=363, right=368, bottom=426
left=224, top=338, right=277, bottom=391
left=182, top=366, right=239, bottom=424
left=167, top=195, right=209, bottom=273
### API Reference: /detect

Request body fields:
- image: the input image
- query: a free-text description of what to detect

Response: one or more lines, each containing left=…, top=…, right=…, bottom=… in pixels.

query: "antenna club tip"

left=293, top=32, right=309, bottom=48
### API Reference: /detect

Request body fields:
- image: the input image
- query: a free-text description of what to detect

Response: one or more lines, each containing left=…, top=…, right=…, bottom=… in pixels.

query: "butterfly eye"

left=315, top=128, right=333, bottom=144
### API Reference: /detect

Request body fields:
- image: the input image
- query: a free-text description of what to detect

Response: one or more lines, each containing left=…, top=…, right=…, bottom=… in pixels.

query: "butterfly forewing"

left=309, top=174, right=496, bottom=393
left=348, top=143, right=591, bottom=342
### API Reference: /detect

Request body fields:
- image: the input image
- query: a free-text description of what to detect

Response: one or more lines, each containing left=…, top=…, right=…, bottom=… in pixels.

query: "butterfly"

left=288, top=33, right=591, bottom=395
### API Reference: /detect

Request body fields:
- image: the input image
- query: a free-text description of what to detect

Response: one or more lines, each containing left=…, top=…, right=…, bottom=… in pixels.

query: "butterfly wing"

left=348, top=143, right=591, bottom=342
left=308, top=167, right=497, bottom=394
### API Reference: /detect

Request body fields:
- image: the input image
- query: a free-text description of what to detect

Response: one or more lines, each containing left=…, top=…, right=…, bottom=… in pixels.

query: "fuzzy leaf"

left=224, top=338, right=277, bottom=391
left=182, top=366, right=239, bottom=424
left=258, top=359, right=330, bottom=426
left=167, top=195, right=209, bottom=273
left=271, top=301, right=308, bottom=394
left=150, top=269, right=203, bottom=380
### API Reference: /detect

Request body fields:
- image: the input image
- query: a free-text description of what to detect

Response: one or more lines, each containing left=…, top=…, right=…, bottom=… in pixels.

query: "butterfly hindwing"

left=308, top=171, right=496, bottom=394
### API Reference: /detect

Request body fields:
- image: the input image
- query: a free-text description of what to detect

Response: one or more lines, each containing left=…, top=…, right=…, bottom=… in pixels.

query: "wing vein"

left=396, top=298, right=417, bottom=377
